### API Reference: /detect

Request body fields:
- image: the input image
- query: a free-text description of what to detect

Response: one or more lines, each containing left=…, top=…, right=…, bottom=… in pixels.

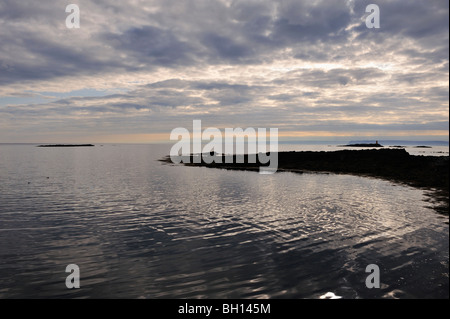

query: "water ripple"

left=0, top=144, right=448, bottom=298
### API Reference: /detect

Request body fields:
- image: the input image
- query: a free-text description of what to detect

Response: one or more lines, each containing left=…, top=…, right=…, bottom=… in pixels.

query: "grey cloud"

left=200, top=33, right=254, bottom=62
left=287, top=121, right=450, bottom=132
left=293, top=50, right=332, bottom=62
left=102, top=26, right=196, bottom=67
left=0, top=0, right=447, bottom=141
left=1, top=0, right=447, bottom=85
left=146, top=79, right=190, bottom=89
left=190, top=82, right=255, bottom=91
left=109, top=103, right=150, bottom=111
left=353, top=0, right=448, bottom=43
left=0, top=0, right=357, bottom=85
left=272, top=67, right=387, bottom=88
left=267, top=94, right=296, bottom=101
left=1, top=32, right=119, bottom=86
left=0, top=0, right=62, bottom=21
left=399, top=47, right=449, bottom=66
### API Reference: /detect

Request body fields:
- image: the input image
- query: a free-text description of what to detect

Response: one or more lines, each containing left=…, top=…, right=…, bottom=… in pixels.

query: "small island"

left=338, top=142, right=383, bottom=148
left=37, top=144, right=95, bottom=147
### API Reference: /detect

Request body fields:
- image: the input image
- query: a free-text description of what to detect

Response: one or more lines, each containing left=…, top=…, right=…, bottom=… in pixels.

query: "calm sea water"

left=0, top=144, right=448, bottom=299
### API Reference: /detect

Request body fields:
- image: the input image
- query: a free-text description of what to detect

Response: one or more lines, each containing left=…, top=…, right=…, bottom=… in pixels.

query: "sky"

left=0, top=0, right=448, bottom=144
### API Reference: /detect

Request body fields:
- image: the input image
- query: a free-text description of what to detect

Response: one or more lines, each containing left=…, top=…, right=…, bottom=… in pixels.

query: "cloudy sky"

left=0, top=0, right=448, bottom=143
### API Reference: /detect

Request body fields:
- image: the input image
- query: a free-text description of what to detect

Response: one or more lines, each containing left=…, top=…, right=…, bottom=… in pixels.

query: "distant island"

left=346, top=140, right=448, bottom=146
left=37, top=144, right=95, bottom=147
left=338, top=143, right=383, bottom=148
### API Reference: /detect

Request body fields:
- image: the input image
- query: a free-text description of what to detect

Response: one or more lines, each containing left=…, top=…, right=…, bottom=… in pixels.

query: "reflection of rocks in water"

left=166, top=148, right=448, bottom=191
left=162, top=148, right=449, bottom=215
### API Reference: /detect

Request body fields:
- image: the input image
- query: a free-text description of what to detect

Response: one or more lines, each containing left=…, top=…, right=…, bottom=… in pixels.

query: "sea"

left=0, top=143, right=448, bottom=299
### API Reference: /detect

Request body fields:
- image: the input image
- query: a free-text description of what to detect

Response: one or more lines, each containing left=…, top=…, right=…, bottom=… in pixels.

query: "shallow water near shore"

left=0, top=144, right=448, bottom=298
